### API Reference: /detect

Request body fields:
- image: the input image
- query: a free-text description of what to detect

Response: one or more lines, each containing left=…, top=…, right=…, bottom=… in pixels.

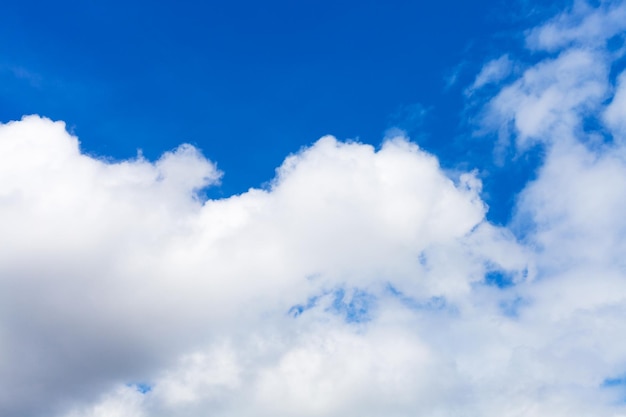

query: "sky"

left=2, top=0, right=626, bottom=416
left=0, top=0, right=571, bottom=222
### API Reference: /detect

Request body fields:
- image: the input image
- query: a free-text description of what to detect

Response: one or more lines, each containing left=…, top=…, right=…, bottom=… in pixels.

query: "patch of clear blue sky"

left=127, top=382, right=152, bottom=394
left=288, top=288, right=375, bottom=323
left=484, top=270, right=515, bottom=289
left=602, top=375, right=626, bottom=404
left=0, top=0, right=570, bottom=224
left=603, top=376, right=626, bottom=387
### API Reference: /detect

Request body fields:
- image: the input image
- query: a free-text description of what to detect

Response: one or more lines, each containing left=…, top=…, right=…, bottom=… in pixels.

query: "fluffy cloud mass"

left=3, top=1, right=626, bottom=416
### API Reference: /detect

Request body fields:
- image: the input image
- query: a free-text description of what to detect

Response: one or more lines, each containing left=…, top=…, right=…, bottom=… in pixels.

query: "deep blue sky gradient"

left=0, top=0, right=570, bottom=223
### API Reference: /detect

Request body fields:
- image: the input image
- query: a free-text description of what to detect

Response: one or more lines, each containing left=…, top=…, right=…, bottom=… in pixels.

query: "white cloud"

left=526, top=0, right=626, bottom=52
left=0, top=115, right=499, bottom=416
left=604, top=70, right=626, bottom=138
left=467, top=54, right=513, bottom=93
left=481, top=47, right=609, bottom=149
left=5, top=1, right=626, bottom=416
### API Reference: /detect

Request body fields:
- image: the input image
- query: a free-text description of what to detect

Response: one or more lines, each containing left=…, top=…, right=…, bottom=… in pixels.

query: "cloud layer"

left=2, top=1, right=626, bottom=416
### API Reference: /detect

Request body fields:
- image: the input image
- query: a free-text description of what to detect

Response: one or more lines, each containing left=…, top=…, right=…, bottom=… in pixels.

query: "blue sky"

left=0, top=0, right=569, bottom=222
left=4, top=1, right=626, bottom=417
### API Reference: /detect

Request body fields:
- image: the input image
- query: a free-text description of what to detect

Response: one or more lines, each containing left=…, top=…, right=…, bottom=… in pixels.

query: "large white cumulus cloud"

left=4, top=1, right=626, bottom=416
left=0, top=116, right=497, bottom=416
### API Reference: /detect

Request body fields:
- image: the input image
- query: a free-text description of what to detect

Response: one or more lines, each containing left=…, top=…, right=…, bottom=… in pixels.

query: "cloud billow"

left=2, top=1, right=626, bottom=416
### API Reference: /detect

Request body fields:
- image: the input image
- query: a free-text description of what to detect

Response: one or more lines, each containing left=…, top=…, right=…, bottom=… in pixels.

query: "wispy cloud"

left=467, top=54, right=514, bottom=94
left=0, top=63, right=43, bottom=87
left=525, top=0, right=626, bottom=51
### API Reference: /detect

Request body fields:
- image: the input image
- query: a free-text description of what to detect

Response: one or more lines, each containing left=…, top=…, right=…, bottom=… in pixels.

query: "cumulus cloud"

left=3, top=1, right=626, bottom=416
left=0, top=116, right=499, bottom=416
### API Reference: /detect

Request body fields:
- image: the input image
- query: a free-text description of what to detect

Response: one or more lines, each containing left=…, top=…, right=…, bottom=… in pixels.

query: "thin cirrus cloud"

left=466, top=54, right=514, bottom=94
left=2, top=2, right=626, bottom=417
